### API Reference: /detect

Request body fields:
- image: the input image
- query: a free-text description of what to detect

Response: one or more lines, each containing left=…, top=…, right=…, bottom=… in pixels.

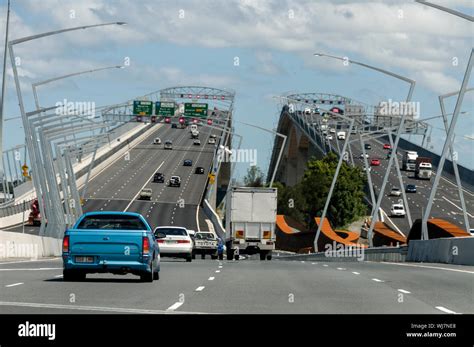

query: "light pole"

left=315, top=52, right=416, bottom=247
left=0, top=0, right=10, bottom=202
left=8, top=21, right=126, bottom=237
left=415, top=1, right=474, bottom=22
left=439, top=88, right=473, bottom=233
left=414, top=1, right=473, bottom=240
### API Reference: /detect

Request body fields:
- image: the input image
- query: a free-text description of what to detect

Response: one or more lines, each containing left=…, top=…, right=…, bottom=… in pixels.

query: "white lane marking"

left=301, top=261, right=305, bottom=263
left=352, top=272, right=360, bottom=275
left=442, top=196, right=474, bottom=218
left=323, top=264, right=328, bottom=267
left=166, top=302, right=184, bottom=311
left=123, top=161, right=165, bottom=211
left=0, top=268, right=62, bottom=271
left=435, top=306, right=458, bottom=314
left=208, top=277, right=215, bottom=281
left=398, top=289, right=411, bottom=294
left=372, top=278, right=384, bottom=282
left=337, top=267, right=346, bottom=271
left=54, top=275, right=63, bottom=278
left=377, top=261, right=474, bottom=274
left=311, top=262, right=317, bottom=265
left=215, top=270, right=220, bottom=273
left=5, top=282, right=23, bottom=287
left=0, top=301, right=206, bottom=314
left=195, top=286, right=205, bottom=291
left=0, top=258, right=60, bottom=265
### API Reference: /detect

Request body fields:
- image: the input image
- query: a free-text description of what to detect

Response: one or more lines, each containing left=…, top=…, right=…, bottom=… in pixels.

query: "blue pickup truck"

left=62, top=211, right=165, bottom=282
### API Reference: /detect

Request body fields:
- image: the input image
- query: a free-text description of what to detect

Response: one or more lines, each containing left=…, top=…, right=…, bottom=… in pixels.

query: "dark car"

left=171, top=123, right=177, bottom=128
left=184, top=159, right=193, bottom=166
left=153, top=172, right=164, bottom=183
left=406, top=184, right=417, bottom=193
left=364, top=143, right=372, bottom=150
left=195, top=167, right=205, bottom=174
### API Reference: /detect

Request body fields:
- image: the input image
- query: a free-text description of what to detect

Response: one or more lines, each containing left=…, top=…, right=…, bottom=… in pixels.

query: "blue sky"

left=1, top=0, right=473, bottom=179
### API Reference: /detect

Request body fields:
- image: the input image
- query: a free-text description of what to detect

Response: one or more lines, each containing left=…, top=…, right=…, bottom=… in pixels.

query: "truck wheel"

left=186, top=254, right=192, bottom=262
left=191, top=253, right=196, bottom=259
left=140, top=270, right=153, bottom=282
left=234, top=254, right=239, bottom=261
left=63, top=270, right=76, bottom=282
left=259, top=253, right=266, bottom=261
left=266, top=255, right=272, bottom=261
left=211, top=255, right=218, bottom=260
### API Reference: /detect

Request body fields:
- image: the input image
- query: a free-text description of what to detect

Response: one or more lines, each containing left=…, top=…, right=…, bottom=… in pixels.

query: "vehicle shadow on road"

left=44, top=277, right=144, bottom=283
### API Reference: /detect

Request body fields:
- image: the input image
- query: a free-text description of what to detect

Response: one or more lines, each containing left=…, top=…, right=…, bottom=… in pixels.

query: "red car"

left=383, top=143, right=391, bottom=150
left=165, top=117, right=171, bottom=124
left=371, top=159, right=381, bottom=166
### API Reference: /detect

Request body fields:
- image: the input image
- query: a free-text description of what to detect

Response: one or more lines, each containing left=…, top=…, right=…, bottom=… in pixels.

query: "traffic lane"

left=0, top=258, right=221, bottom=313
left=156, top=134, right=212, bottom=204
left=178, top=259, right=440, bottom=314
left=100, top=129, right=190, bottom=201
left=368, top=136, right=474, bottom=203
left=81, top=124, right=171, bottom=198
left=82, top=198, right=129, bottom=213
left=343, top=261, right=474, bottom=314
left=364, top=138, right=474, bottom=223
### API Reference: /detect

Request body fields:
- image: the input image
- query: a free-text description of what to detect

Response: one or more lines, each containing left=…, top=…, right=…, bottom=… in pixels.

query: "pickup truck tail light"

left=263, top=231, right=271, bottom=239
left=235, top=230, right=244, bottom=239
left=177, top=240, right=190, bottom=244
left=143, top=237, right=150, bottom=255
left=63, top=235, right=69, bottom=253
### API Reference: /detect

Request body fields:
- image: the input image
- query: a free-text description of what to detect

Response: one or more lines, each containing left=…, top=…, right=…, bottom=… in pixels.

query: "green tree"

left=300, top=153, right=367, bottom=228
left=243, top=165, right=265, bottom=187
left=272, top=182, right=306, bottom=223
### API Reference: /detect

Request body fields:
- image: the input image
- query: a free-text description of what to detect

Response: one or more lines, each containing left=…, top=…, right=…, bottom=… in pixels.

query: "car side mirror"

left=155, top=232, right=166, bottom=239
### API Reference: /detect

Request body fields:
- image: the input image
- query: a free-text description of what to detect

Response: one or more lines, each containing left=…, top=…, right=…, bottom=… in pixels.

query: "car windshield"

left=394, top=206, right=403, bottom=210
left=156, top=228, right=187, bottom=236
left=196, top=233, right=214, bottom=240
left=77, top=214, right=148, bottom=230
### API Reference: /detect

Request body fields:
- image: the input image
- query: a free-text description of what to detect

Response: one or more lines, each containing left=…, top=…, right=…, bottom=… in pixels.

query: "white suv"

left=154, top=226, right=193, bottom=262
left=390, top=203, right=406, bottom=217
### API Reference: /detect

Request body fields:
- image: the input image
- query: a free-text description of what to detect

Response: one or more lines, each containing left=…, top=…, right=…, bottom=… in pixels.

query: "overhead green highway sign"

left=155, top=101, right=175, bottom=116
left=133, top=100, right=153, bottom=115
left=184, top=103, right=208, bottom=118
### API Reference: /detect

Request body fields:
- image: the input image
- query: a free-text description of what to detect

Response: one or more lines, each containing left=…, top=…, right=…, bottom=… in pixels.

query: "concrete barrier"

left=0, top=230, right=62, bottom=259
left=202, top=199, right=225, bottom=240
left=407, top=237, right=474, bottom=265
left=276, top=245, right=407, bottom=262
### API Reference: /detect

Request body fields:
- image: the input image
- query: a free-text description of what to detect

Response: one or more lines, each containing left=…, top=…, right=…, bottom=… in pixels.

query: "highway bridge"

left=267, top=93, right=474, bottom=240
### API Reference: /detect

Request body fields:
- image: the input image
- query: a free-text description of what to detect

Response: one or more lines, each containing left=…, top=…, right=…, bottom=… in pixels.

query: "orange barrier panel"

left=408, top=218, right=470, bottom=242
left=314, top=217, right=366, bottom=252
left=372, top=222, right=407, bottom=247
left=275, top=215, right=314, bottom=252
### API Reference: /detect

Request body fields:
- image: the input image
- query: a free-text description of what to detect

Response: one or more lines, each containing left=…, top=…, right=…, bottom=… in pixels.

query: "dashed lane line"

left=5, top=283, right=23, bottom=287
left=195, top=286, right=205, bottom=292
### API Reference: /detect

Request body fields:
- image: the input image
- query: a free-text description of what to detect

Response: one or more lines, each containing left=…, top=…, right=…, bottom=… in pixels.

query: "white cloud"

left=3, top=0, right=472, bottom=95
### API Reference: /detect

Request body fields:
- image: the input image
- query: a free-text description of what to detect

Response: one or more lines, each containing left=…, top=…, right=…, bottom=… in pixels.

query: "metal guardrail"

left=0, top=198, right=33, bottom=218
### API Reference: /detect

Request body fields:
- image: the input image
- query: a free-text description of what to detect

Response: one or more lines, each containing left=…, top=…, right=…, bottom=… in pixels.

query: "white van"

left=190, top=124, right=198, bottom=132
left=337, top=131, right=346, bottom=140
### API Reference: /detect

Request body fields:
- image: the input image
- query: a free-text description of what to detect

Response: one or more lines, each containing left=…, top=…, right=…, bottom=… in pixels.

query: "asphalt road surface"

left=0, top=257, right=472, bottom=314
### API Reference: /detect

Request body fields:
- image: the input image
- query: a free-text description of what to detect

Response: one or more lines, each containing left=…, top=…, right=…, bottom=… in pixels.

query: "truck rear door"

left=68, top=230, right=143, bottom=263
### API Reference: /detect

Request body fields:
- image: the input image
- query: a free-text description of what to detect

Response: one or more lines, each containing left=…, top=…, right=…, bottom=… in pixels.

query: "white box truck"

left=225, top=187, right=277, bottom=261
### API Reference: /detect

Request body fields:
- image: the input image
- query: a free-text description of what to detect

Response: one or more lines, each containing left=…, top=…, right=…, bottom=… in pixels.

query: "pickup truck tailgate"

left=68, top=230, right=143, bottom=261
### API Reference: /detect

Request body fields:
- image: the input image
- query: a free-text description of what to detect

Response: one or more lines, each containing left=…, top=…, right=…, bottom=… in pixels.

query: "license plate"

left=75, top=256, right=94, bottom=263
left=166, top=240, right=177, bottom=244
